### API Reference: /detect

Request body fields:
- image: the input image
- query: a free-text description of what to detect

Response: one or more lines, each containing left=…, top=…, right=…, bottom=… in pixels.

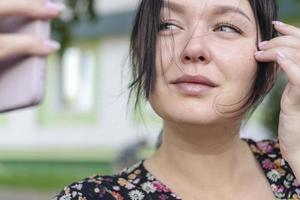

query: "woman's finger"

left=259, top=35, right=300, bottom=51
left=273, top=21, right=300, bottom=38
left=0, top=0, right=64, bottom=19
left=255, top=47, right=300, bottom=64
left=0, top=34, right=60, bottom=60
left=276, top=50, right=300, bottom=86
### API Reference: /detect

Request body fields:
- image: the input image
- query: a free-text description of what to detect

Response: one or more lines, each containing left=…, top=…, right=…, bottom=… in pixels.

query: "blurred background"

left=0, top=0, right=299, bottom=199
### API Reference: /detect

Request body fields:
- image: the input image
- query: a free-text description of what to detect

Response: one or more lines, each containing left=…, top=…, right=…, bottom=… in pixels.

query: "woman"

left=2, top=0, right=299, bottom=199
left=54, top=0, right=300, bottom=199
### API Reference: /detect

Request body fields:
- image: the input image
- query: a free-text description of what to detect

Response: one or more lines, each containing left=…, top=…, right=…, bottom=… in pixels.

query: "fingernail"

left=44, top=40, right=61, bottom=51
left=272, top=21, right=285, bottom=27
left=259, top=41, right=268, bottom=48
left=45, top=1, right=65, bottom=12
left=276, top=50, right=286, bottom=59
left=255, top=51, right=264, bottom=56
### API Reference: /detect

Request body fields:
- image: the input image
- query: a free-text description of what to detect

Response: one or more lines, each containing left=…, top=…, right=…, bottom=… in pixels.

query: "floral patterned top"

left=54, top=138, right=300, bottom=200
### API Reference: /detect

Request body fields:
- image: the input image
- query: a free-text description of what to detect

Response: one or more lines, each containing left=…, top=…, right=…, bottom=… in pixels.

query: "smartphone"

left=0, top=17, right=50, bottom=113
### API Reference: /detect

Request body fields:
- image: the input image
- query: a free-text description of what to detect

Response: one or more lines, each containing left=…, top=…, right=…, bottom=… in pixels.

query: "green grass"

left=0, top=149, right=117, bottom=191
left=0, top=160, right=114, bottom=191
left=0, top=148, right=155, bottom=191
left=0, top=149, right=118, bottom=161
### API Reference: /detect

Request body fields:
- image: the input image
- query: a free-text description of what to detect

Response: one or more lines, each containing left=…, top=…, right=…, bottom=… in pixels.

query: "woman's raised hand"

left=0, top=0, right=64, bottom=60
left=254, top=21, right=300, bottom=181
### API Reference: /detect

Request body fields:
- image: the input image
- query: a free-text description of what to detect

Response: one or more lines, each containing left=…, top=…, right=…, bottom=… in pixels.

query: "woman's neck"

left=145, top=120, right=253, bottom=193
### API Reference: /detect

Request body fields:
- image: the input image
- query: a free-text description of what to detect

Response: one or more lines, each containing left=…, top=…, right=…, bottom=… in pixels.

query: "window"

left=38, top=42, right=99, bottom=125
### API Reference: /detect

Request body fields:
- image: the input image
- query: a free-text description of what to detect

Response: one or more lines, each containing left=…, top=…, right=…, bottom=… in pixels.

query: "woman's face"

left=149, top=0, right=259, bottom=125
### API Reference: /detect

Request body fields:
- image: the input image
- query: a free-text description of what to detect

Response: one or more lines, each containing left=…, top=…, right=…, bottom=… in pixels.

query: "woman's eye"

left=159, top=22, right=178, bottom=31
left=214, top=23, right=242, bottom=34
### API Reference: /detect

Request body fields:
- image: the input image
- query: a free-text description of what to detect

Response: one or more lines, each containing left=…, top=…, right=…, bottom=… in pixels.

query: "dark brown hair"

left=129, top=0, right=279, bottom=119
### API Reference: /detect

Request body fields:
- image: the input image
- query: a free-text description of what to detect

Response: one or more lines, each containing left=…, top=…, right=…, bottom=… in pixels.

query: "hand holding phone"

left=0, top=0, right=63, bottom=113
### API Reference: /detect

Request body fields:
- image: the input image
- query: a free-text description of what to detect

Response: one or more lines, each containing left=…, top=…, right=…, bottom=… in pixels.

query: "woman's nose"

left=180, top=39, right=211, bottom=65
left=180, top=29, right=212, bottom=65
left=182, top=54, right=206, bottom=63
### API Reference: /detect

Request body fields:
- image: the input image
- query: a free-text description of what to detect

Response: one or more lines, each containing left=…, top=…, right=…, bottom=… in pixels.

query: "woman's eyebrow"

left=162, top=1, right=252, bottom=23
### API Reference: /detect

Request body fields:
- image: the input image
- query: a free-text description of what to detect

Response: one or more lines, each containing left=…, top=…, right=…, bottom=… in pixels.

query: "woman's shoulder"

left=53, top=161, right=151, bottom=200
left=242, top=137, right=288, bottom=171
left=242, top=137, right=280, bottom=155
left=54, top=175, right=118, bottom=200
left=242, top=137, right=300, bottom=199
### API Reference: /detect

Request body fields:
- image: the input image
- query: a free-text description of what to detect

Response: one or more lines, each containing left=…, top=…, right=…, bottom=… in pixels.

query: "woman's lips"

left=172, top=75, right=217, bottom=96
left=174, top=82, right=215, bottom=95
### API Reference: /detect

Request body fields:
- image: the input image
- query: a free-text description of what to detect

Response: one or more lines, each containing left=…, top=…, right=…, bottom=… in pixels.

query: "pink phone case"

left=0, top=17, right=50, bottom=113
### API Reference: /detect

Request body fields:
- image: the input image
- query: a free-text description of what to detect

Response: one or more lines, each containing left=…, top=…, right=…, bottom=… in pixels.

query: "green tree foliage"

left=51, top=0, right=97, bottom=55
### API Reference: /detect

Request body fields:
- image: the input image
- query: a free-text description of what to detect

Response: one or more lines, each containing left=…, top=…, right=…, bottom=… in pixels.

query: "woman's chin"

left=149, top=92, right=245, bottom=127
left=175, top=116, right=220, bottom=126
left=157, top=110, right=222, bottom=127
left=150, top=99, right=223, bottom=126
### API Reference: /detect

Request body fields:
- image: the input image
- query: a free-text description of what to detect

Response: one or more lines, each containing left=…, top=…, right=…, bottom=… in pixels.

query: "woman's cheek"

left=156, top=40, right=172, bottom=76
left=214, top=39, right=257, bottom=75
left=211, top=46, right=257, bottom=115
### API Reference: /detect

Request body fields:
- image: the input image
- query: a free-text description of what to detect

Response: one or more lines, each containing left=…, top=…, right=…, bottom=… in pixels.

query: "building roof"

left=71, top=11, right=135, bottom=39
